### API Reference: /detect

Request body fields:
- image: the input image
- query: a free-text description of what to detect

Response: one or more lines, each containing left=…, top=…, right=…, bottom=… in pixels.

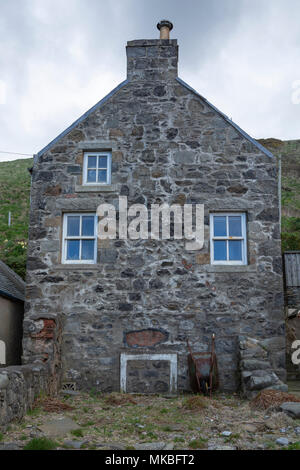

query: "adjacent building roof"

left=0, top=261, right=25, bottom=302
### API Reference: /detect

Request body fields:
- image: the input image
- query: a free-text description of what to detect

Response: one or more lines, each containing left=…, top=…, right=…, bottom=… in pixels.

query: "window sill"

left=206, top=265, right=257, bottom=273
left=53, top=264, right=99, bottom=270
left=75, top=184, right=117, bottom=193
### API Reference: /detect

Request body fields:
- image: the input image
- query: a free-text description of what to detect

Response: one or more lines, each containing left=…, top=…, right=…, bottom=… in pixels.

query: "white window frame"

left=83, top=151, right=112, bottom=185
left=210, top=212, right=247, bottom=265
left=62, top=213, right=97, bottom=264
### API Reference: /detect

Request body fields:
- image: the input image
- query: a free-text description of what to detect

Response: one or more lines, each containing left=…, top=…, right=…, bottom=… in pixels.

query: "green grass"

left=287, top=442, right=300, bottom=450
left=188, top=437, right=208, bottom=449
left=259, top=139, right=300, bottom=251
left=174, top=436, right=185, bottom=443
left=27, top=407, right=41, bottom=417
left=0, top=432, right=3, bottom=442
left=23, top=437, right=58, bottom=450
left=0, top=158, right=32, bottom=279
left=71, top=428, right=84, bottom=437
left=224, top=433, right=240, bottom=443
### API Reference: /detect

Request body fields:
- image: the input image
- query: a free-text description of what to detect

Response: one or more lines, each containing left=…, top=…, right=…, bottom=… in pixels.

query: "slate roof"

left=35, top=77, right=273, bottom=160
left=0, top=260, right=25, bottom=302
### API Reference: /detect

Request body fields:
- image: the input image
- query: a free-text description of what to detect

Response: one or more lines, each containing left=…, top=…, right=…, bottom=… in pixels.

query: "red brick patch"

left=126, top=329, right=167, bottom=347
left=32, top=319, right=56, bottom=339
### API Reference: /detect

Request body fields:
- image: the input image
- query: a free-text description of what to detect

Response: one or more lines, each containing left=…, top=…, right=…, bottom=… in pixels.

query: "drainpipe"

left=278, top=153, right=282, bottom=232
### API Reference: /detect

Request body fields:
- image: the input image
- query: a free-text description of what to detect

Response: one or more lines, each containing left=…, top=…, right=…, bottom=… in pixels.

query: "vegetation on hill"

left=258, top=139, right=300, bottom=252
left=0, top=140, right=299, bottom=279
left=0, top=158, right=32, bottom=279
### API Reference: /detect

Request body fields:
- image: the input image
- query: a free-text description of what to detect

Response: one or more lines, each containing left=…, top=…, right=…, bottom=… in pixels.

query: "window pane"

left=229, top=240, right=242, bottom=260
left=67, top=216, right=80, bottom=236
left=98, top=156, right=108, bottom=168
left=82, top=216, right=95, bottom=236
left=214, top=240, right=227, bottom=260
left=214, top=216, right=227, bottom=237
left=67, top=240, right=80, bottom=260
left=87, top=169, right=96, bottom=182
left=81, top=240, right=95, bottom=260
left=87, top=156, right=97, bottom=168
left=98, top=169, right=107, bottom=183
left=229, top=216, right=242, bottom=237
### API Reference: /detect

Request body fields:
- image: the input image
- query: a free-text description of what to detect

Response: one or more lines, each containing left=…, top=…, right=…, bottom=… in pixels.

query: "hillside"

left=258, top=139, right=300, bottom=252
left=0, top=140, right=299, bottom=279
left=0, top=158, right=32, bottom=279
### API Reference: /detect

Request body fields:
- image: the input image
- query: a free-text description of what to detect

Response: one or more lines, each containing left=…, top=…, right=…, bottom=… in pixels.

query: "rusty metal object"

left=187, top=334, right=219, bottom=397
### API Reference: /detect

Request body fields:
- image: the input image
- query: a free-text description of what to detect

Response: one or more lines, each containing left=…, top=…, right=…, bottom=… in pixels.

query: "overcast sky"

left=0, top=0, right=299, bottom=162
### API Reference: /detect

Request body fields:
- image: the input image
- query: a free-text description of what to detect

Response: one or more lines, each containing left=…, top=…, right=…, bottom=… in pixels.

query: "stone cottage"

left=23, top=21, right=285, bottom=394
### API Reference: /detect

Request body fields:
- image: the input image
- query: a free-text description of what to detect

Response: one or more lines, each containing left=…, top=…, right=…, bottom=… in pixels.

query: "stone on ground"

left=134, top=442, right=169, bottom=450
left=280, top=402, right=300, bottom=419
left=63, top=440, right=87, bottom=449
left=0, top=443, right=21, bottom=450
left=39, top=417, right=80, bottom=437
left=276, top=437, right=289, bottom=446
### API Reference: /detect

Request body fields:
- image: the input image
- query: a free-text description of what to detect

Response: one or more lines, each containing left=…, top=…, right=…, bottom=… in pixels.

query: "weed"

left=224, top=433, right=240, bottom=443
left=183, top=395, right=209, bottom=411
left=174, top=437, right=185, bottom=443
left=82, top=420, right=95, bottom=427
left=264, top=441, right=276, bottom=450
left=287, top=442, right=300, bottom=451
left=162, top=426, right=173, bottom=432
left=188, top=438, right=208, bottom=449
left=71, top=429, right=84, bottom=438
left=146, top=431, right=158, bottom=440
left=27, top=407, right=41, bottom=416
left=23, top=437, right=58, bottom=451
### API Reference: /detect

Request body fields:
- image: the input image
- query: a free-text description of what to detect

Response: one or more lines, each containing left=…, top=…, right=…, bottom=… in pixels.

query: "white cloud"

left=0, top=0, right=299, bottom=161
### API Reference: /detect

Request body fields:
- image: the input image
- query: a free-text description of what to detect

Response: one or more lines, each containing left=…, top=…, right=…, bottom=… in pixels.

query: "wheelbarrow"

left=187, top=334, right=219, bottom=397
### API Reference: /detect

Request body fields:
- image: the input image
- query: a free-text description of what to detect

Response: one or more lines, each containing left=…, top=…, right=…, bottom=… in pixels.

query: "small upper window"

left=83, top=152, right=112, bottom=185
left=210, top=213, right=247, bottom=265
left=62, top=213, right=97, bottom=264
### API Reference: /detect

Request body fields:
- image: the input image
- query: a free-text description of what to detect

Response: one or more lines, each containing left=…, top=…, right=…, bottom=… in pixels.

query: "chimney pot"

left=157, top=20, right=173, bottom=40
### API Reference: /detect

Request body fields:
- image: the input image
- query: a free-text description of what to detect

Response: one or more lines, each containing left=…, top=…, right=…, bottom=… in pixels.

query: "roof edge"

left=36, top=79, right=129, bottom=158
left=176, top=77, right=274, bottom=159
left=0, top=289, right=24, bottom=303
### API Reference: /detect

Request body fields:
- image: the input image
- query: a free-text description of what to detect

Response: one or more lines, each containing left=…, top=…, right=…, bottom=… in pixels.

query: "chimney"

left=157, top=20, right=173, bottom=39
left=126, top=20, right=178, bottom=81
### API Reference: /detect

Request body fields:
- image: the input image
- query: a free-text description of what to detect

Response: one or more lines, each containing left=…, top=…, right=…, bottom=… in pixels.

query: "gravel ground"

left=0, top=392, right=300, bottom=450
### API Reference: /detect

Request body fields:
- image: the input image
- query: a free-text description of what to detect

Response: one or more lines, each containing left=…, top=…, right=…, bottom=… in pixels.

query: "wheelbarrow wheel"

left=200, top=378, right=209, bottom=396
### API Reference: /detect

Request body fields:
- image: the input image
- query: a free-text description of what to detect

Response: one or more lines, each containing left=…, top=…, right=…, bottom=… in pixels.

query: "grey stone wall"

left=126, top=360, right=170, bottom=394
left=23, top=38, right=285, bottom=393
left=239, top=336, right=287, bottom=399
left=0, top=364, right=50, bottom=431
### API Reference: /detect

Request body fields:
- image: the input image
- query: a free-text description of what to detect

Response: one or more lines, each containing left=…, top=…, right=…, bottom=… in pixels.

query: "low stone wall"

left=239, top=336, right=288, bottom=399
left=0, top=363, right=51, bottom=431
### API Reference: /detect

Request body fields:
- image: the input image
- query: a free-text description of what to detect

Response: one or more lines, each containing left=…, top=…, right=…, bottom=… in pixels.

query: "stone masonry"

left=239, top=336, right=287, bottom=399
left=23, top=28, right=285, bottom=393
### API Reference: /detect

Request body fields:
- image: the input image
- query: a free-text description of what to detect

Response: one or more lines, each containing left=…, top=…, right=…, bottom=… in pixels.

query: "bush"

left=23, top=437, right=58, bottom=450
